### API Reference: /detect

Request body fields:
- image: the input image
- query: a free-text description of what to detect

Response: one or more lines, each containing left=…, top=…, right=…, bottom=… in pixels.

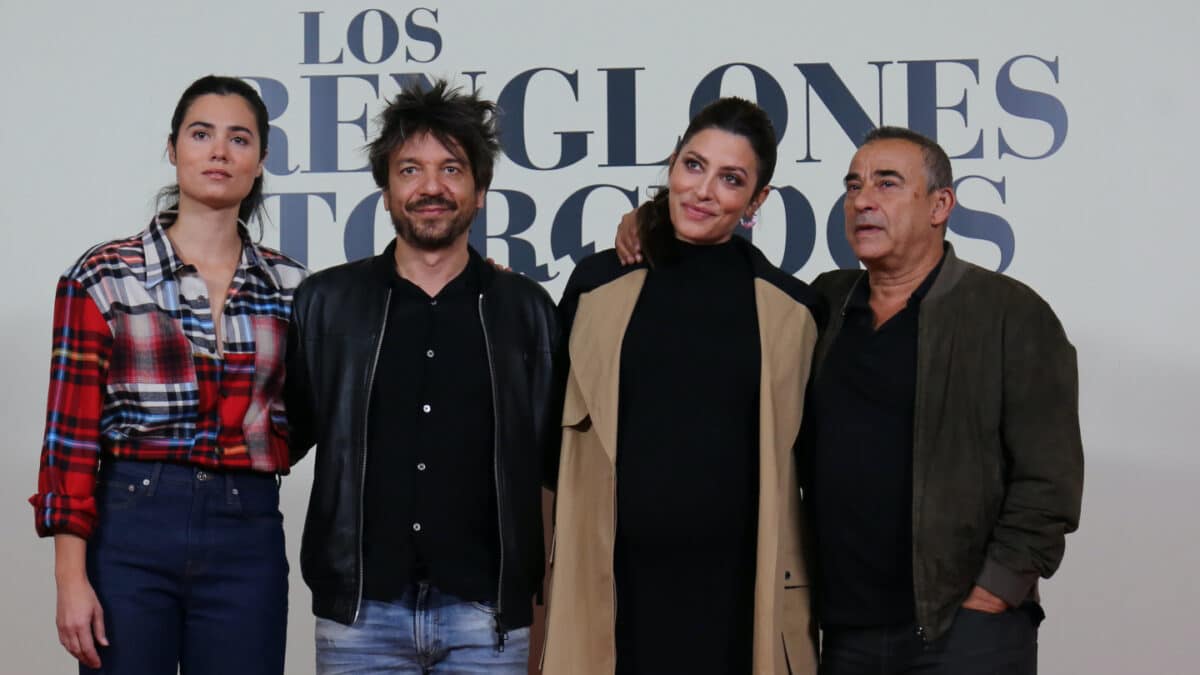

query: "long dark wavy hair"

left=157, top=75, right=271, bottom=235
left=637, top=97, right=777, bottom=267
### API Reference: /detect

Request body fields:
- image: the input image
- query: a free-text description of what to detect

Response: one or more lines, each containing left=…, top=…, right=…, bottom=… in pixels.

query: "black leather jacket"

left=285, top=242, right=563, bottom=633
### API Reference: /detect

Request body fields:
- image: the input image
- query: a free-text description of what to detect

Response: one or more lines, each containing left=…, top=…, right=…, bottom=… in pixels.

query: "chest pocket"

left=105, top=310, right=200, bottom=440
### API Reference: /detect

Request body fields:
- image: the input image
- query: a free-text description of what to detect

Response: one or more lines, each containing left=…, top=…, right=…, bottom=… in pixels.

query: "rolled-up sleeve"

left=30, top=277, right=112, bottom=539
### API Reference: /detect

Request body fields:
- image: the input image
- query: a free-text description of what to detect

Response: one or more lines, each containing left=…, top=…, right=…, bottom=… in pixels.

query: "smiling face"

left=667, top=128, right=769, bottom=245
left=383, top=131, right=484, bottom=251
left=168, top=94, right=264, bottom=215
left=843, top=138, right=954, bottom=273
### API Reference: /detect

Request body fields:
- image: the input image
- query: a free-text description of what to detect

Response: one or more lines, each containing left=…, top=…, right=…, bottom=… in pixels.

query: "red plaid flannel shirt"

left=31, top=219, right=307, bottom=538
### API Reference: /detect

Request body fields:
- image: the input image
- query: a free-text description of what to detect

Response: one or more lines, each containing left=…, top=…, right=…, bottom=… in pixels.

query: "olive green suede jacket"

left=810, top=243, right=1084, bottom=641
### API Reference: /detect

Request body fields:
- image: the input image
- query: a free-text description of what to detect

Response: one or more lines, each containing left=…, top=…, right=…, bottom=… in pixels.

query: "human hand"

left=486, top=257, right=512, bottom=272
left=56, top=574, right=108, bottom=668
left=614, top=208, right=641, bottom=265
left=961, top=584, right=1008, bottom=614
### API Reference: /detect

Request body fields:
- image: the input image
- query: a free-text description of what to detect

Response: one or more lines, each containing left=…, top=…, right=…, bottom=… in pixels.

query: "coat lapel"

left=752, top=278, right=819, bottom=673
left=567, top=269, right=647, bottom=465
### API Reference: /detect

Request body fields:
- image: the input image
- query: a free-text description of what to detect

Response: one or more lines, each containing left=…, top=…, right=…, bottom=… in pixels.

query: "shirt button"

left=426, top=349, right=435, bottom=358
left=417, top=462, right=427, bottom=471
left=422, top=404, right=432, bottom=413
left=430, top=299, right=438, bottom=306
left=412, top=523, right=422, bottom=532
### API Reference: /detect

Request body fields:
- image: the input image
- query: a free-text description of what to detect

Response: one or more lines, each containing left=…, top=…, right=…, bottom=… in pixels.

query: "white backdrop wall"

left=2, top=1, right=1196, bottom=673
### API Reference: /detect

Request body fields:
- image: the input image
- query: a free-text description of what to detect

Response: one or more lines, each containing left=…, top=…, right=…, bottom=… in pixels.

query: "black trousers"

left=819, top=603, right=1043, bottom=675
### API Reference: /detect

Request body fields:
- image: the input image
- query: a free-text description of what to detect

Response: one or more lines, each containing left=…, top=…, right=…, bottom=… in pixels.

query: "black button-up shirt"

left=362, top=253, right=498, bottom=603
left=809, top=254, right=943, bottom=627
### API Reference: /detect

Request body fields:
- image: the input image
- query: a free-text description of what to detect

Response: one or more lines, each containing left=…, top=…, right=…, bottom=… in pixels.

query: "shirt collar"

left=847, top=243, right=948, bottom=313
left=388, top=246, right=483, bottom=300
left=141, top=214, right=277, bottom=290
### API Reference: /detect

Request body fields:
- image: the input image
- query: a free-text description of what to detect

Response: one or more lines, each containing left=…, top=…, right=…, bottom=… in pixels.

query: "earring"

left=738, top=211, right=759, bottom=229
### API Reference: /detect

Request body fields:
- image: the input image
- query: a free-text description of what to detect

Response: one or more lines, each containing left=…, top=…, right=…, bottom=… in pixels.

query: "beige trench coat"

left=542, top=266, right=820, bottom=675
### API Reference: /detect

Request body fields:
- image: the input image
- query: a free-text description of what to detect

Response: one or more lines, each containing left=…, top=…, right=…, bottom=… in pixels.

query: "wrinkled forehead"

left=394, top=130, right=470, bottom=165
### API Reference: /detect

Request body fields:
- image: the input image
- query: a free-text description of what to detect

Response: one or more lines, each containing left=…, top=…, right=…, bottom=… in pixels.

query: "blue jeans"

left=82, top=461, right=288, bottom=675
left=315, top=584, right=530, bottom=674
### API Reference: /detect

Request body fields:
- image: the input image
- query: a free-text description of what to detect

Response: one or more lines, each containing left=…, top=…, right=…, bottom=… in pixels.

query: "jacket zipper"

left=912, top=306, right=928, bottom=643
left=539, top=523, right=554, bottom=670
left=352, top=288, right=391, bottom=624
left=478, top=293, right=508, bottom=650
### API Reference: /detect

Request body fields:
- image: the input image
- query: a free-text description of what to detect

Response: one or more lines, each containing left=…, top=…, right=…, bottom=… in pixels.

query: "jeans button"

left=196, top=470, right=211, bottom=481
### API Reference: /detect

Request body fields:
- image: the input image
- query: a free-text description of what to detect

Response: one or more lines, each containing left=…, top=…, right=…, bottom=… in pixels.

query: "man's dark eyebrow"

left=843, top=171, right=860, bottom=184
left=873, top=169, right=904, bottom=181
left=391, top=155, right=467, bottom=165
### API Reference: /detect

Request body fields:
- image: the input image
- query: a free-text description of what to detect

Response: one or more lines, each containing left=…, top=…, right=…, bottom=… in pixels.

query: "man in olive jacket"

left=804, top=126, right=1083, bottom=674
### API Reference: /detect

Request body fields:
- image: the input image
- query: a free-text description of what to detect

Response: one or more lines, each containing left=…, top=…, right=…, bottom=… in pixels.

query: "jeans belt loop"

left=145, top=462, right=164, bottom=497
left=225, top=472, right=238, bottom=506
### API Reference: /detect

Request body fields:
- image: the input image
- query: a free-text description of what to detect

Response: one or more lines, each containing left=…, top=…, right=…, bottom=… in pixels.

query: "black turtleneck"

left=613, top=237, right=761, bottom=675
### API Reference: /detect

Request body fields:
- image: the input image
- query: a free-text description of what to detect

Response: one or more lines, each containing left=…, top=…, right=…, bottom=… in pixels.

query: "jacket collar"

left=924, top=241, right=970, bottom=304
left=567, top=236, right=813, bottom=467
left=370, top=238, right=496, bottom=292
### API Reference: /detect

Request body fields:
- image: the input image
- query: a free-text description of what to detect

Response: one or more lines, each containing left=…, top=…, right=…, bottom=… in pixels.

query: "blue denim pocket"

left=227, top=473, right=282, bottom=521
left=470, top=599, right=498, bottom=615
left=95, top=478, right=144, bottom=512
left=95, top=461, right=158, bottom=512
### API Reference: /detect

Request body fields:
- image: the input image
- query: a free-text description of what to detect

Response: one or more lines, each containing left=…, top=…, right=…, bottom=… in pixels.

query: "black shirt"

left=362, top=253, right=498, bottom=602
left=808, top=255, right=943, bottom=627
left=613, top=239, right=761, bottom=675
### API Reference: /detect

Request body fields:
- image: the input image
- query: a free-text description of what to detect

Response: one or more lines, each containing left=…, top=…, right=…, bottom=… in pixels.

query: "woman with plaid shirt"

left=30, top=76, right=306, bottom=675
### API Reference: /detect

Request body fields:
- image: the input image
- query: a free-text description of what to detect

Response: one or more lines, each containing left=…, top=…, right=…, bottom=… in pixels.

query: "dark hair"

left=636, top=97, right=777, bottom=267
left=368, top=79, right=500, bottom=191
left=862, top=126, right=953, bottom=192
left=158, top=75, right=271, bottom=233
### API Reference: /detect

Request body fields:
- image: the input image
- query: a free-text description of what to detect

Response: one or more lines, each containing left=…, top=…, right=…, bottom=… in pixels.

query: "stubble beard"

left=391, top=199, right=476, bottom=251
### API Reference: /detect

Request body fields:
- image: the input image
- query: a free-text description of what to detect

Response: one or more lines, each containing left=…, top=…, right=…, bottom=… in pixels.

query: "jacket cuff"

left=976, top=557, right=1038, bottom=608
